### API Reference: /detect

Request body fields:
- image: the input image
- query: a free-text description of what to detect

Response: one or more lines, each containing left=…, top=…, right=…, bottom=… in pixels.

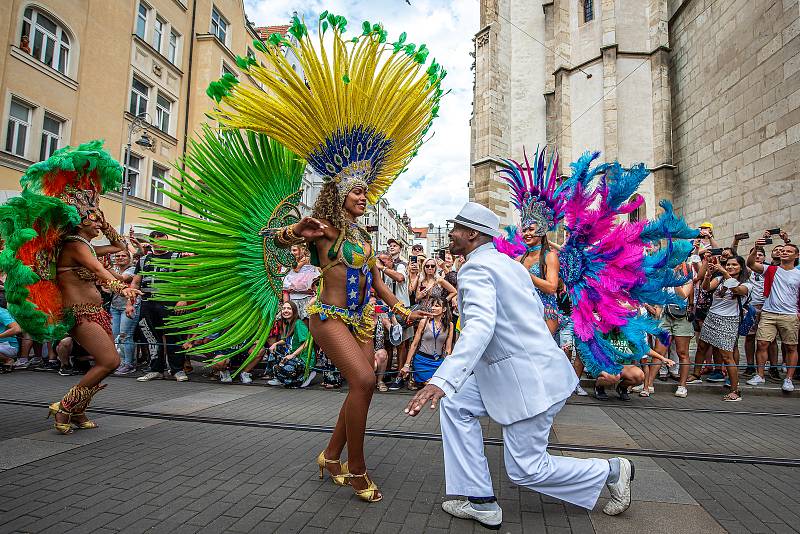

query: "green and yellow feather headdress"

left=207, top=11, right=446, bottom=204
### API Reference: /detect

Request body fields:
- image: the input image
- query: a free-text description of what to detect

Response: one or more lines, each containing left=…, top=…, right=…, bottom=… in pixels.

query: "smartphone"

left=764, top=238, right=773, bottom=244
left=410, top=255, right=418, bottom=263
left=768, top=228, right=781, bottom=235
left=374, top=305, right=389, bottom=314
left=734, top=232, right=749, bottom=240
left=709, top=248, right=723, bottom=256
left=438, top=249, right=446, bottom=260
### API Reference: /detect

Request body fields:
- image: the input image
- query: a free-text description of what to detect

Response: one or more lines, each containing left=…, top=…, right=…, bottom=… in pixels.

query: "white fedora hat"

left=447, top=202, right=502, bottom=238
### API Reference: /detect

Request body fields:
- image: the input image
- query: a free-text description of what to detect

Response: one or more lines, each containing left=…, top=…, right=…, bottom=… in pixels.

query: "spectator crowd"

left=1, top=223, right=799, bottom=404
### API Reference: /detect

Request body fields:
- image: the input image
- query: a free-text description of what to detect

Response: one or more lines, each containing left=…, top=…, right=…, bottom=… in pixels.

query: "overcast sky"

left=243, top=0, right=478, bottom=227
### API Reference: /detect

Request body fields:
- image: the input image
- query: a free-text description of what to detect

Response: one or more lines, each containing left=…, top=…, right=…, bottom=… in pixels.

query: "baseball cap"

left=387, top=238, right=402, bottom=248
left=699, top=221, right=713, bottom=229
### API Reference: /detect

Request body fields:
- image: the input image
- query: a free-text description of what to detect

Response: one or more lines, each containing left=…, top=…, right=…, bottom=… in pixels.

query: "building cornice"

left=195, top=33, right=237, bottom=63
left=9, top=46, right=78, bottom=91
left=552, top=45, right=671, bottom=76
left=471, top=156, right=507, bottom=168
left=132, top=34, right=185, bottom=77
left=0, top=150, right=33, bottom=173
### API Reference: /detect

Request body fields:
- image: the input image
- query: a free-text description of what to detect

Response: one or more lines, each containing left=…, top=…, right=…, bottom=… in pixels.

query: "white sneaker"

left=219, top=370, right=232, bottom=383
left=441, top=500, right=502, bottom=530
left=674, top=386, right=688, bottom=398
left=137, top=371, right=163, bottom=382
left=782, top=378, right=795, bottom=392
left=603, top=458, right=634, bottom=516
left=174, top=370, right=189, bottom=382
left=631, top=384, right=644, bottom=393
left=746, top=375, right=765, bottom=386
left=574, top=384, right=589, bottom=396
left=301, top=370, right=317, bottom=388
left=13, top=357, right=30, bottom=369
left=240, top=372, right=252, bottom=384
left=267, top=378, right=281, bottom=386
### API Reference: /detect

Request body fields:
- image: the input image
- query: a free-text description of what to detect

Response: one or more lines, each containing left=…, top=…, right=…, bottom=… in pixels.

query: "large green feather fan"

left=145, top=126, right=306, bottom=360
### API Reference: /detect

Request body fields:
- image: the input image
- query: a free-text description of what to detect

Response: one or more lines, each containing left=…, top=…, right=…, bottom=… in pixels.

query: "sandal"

left=347, top=472, right=382, bottom=502
left=377, top=381, right=388, bottom=392
left=722, top=390, right=741, bottom=402
left=47, top=402, right=74, bottom=434
left=316, top=451, right=349, bottom=486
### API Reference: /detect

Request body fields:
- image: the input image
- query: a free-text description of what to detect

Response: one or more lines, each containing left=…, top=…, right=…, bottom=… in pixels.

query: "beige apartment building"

left=0, top=0, right=271, bottom=233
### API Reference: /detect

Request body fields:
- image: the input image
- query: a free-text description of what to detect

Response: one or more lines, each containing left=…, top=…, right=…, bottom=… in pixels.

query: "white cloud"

left=243, top=0, right=477, bottom=227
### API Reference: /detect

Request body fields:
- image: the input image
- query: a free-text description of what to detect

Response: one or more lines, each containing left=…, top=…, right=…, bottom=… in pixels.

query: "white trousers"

left=440, top=375, right=610, bottom=509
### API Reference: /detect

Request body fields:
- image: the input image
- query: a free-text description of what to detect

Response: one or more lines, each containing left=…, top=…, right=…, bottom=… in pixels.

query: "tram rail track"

left=2, top=398, right=799, bottom=468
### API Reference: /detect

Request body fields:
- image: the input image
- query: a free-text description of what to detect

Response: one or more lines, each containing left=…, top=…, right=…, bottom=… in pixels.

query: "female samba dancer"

left=50, top=214, right=141, bottom=432
left=286, top=181, right=430, bottom=502
left=498, top=147, right=564, bottom=336
left=0, top=141, right=141, bottom=433
left=517, top=222, right=561, bottom=335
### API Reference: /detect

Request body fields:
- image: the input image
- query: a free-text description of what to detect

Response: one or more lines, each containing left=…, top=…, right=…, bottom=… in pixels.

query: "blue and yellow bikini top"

left=311, top=223, right=376, bottom=272
left=310, top=223, right=376, bottom=314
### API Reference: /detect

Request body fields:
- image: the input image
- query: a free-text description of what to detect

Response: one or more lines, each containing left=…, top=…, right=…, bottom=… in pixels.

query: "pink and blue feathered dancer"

left=558, top=152, right=698, bottom=376
left=494, top=146, right=698, bottom=376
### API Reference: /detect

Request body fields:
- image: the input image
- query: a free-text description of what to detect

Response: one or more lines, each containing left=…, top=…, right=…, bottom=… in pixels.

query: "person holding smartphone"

left=746, top=231, right=800, bottom=391
left=698, top=256, right=752, bottom=401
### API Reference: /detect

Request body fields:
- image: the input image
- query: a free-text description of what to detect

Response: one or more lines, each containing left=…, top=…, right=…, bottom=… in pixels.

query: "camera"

left=734, top=232, right=749, bottom=240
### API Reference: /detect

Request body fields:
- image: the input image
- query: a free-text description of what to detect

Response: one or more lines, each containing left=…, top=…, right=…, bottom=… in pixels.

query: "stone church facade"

left=470, top=0, right=799, bottom=242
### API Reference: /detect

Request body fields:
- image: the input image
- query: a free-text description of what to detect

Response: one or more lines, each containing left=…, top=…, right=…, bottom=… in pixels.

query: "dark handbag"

left=665, top=304, right=687, bottom=319
left=736, top=295, right=755, bottom=336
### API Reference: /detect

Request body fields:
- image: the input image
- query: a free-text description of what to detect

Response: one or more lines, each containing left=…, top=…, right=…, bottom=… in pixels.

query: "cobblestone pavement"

left=0, top=371, right=798, bottom=533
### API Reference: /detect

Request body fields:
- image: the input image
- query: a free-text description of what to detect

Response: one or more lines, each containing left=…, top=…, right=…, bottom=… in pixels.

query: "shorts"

left=559, top=317, right=574, bottom=349
left=0, top=342, right=17, bottom=357
left=756, top=311, right=799, bottom=345
left=661, top=314, right=694, bottom=338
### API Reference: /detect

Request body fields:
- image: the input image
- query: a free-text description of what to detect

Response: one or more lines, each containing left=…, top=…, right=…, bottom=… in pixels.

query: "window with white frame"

left=22, top=7, right=71, bottom=74
left=168, top=29, right=180, bottom=64
left=5, top=98, right=32, bottom=157
left=135, top=2, right=149, bottom=39
left=39, top=113, right=63, bottom=161
left=129, top=76, right=149, bottom=117
left=210, top=7, right=228, bottom=44
left=150, top=164, right=167, bottom=205
left=152, top=16, right=164, bottom=52
left=155, top=93, right=171, bottom=133
left=124, top=150, right=142, bottom=197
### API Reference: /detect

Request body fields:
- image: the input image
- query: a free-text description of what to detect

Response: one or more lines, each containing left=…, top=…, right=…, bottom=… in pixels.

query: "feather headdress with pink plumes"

left=494, top=146, right=698, bottom=376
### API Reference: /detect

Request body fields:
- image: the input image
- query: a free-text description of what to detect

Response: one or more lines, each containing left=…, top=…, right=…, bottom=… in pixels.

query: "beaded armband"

left=101, top=279, right=128, bottom=295
left=392, top=302, right=411, bottom=321
left=272, top=225, right=304, bottom=248
left=103, top=225, right=124, bottom=244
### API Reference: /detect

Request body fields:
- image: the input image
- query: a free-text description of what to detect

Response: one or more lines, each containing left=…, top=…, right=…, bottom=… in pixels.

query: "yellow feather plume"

left=207, top=13, right=445, bottom=204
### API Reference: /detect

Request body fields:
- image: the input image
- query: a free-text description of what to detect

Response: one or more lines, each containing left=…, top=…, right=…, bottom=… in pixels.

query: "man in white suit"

left=405, top=202, right=634, bottom=530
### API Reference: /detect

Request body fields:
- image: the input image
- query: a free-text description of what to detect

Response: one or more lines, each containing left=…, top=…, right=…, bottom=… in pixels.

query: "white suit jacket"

left=429, top=243, right=578, bottom=425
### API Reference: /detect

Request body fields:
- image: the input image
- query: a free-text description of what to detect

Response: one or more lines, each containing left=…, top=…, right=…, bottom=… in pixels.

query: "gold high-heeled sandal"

left=316, top=451, right=349, bottom=486
left=71, top=384, right=105, bottom=430
left=47, top=402, right=74, bottom=435
left=346, top=472, right=382, bottom=502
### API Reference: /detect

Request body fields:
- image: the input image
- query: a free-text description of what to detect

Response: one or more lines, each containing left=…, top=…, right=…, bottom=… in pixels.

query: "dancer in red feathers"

left=0, top=141, right=140, bottom=433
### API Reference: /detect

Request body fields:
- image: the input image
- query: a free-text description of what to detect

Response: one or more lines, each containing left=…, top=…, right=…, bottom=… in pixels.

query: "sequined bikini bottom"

left=67, top=304, right=113, bottom=337
left=307, top=301, right=375, bottom=344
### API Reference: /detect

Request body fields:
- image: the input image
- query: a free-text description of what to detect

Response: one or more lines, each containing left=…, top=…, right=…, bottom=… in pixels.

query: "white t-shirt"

left=748, top=270, right=765, bottom=307
left=385, top=259, right=410, bottom=306
left=763, top=267, right=800, bottom=315
left=708, top=280, right=752, bottom=317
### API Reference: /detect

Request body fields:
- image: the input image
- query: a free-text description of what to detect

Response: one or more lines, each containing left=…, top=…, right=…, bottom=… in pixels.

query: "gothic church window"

left=582, top=0, right=594, bottom=23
